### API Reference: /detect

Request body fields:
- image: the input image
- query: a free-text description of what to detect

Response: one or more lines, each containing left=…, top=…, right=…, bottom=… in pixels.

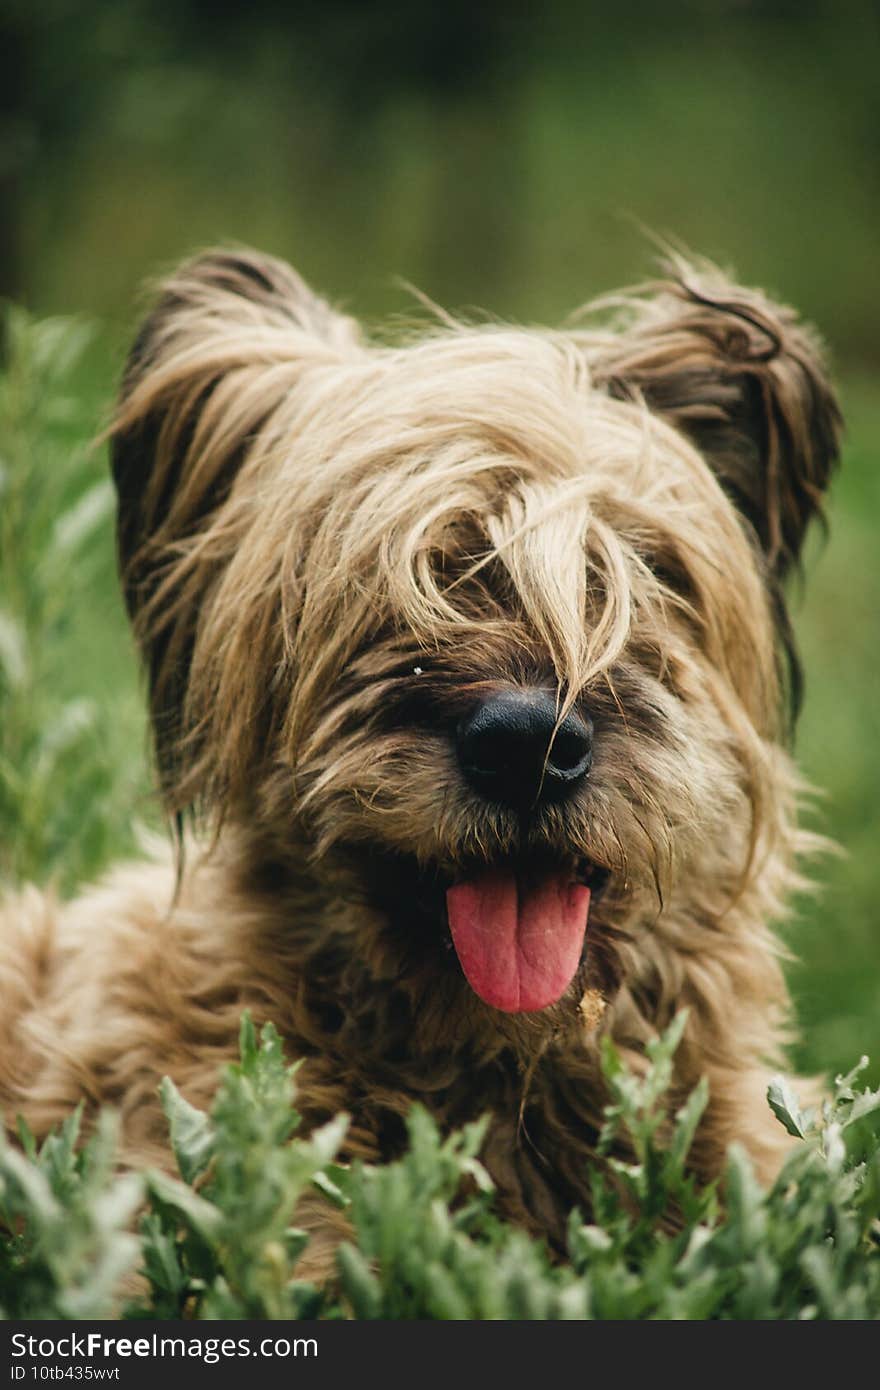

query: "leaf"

left=844, top=1085, right=880, bottom=1128
left=767, top=1076, right=808, bottom=1139
left=139, top=1213, right=187, bottom=1297
left=92, top=1173, right=145, bottom=1239
left=646, top=1009, right=689, bottom=1067
left=307, top=1112, right=349, bottom=1167
left=283, top=1227, right=311, bottom=1263
left=15, top=1117, right=38, bottom=1163
left=0, top=1140, right=62, bottom=1226
left=823, top=1122, right=846, bottom=1173
left=312, top=1167, right=350, bottom=1209
left=160, top=1078, right=215, bottom=1184
left=145, top=1169, right=222, bottom=1246
left=555, top=1281, right=592, bottom=1319
left=36, top=1104, right=84, bottom=1197
left=236, top=1013, right=260, bottom=1073
left=424, top=1260, right=471, bottom=1319
left=573, top=1223, right=614, bottom=1255
left=834, top=1056, right=870, bottom=1099
left=668, top=1075, right=710, bottom=1169
left=336, top=1242, right=382, bottom=1319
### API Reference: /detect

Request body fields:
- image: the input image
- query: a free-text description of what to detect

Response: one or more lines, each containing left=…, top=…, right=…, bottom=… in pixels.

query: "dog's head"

left=111, top=250, right=840, bottom=1031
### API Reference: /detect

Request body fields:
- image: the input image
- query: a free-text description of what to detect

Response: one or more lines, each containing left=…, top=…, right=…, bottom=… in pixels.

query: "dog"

left=0, top=248, right=841, bottom=1279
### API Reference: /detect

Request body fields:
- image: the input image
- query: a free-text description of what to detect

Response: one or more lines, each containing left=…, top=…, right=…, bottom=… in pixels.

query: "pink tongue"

left=446, top=870, right=591, bottom=1014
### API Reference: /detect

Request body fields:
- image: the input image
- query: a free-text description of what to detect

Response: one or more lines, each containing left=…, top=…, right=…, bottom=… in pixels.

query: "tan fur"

left=0, top=249, right=841, bottom=1279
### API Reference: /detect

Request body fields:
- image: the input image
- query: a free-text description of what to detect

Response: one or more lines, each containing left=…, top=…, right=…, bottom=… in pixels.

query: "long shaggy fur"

left=0, top=248, right=841, bottom=1276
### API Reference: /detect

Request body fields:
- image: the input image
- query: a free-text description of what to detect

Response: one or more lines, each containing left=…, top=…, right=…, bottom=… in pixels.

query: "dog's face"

left=111, top=251, right=840, bottom=1030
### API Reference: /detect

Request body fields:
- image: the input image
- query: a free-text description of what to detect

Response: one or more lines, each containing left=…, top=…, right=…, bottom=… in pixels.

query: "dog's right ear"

left=111, top=248, right=362, bottom=802
left=583, top=259, right=842, bottom=582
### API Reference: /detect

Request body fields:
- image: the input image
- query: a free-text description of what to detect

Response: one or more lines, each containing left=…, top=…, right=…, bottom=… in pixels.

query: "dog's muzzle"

left=456, top=689, right=593, bottom=811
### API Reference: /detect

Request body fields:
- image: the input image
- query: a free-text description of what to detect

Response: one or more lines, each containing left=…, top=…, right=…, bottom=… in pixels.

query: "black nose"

left=457, top=690, right=593, bottom=810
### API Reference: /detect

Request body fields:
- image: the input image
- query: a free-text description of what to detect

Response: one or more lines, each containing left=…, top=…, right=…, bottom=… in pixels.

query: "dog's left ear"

left=586, top=261, right=842, bottom=579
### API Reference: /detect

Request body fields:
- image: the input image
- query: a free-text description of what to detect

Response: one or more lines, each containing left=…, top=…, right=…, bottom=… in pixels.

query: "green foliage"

left=0, top=1109, right=142, bottom=1319
left=566, top=1043, right=880, bottom=1321
left=132, top=1018, right=348, bottom=1320
left=2, top=1016, right=879, bottom=1320
left=0, top=306, right=148, bottom=892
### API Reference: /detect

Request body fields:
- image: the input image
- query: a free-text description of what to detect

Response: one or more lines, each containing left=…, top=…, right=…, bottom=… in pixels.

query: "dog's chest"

left=297, top=1042, right=604, bottom=1252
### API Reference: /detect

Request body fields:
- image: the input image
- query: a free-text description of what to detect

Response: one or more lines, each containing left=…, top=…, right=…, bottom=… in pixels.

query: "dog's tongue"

left=446, top=870, right=590, bottom=1013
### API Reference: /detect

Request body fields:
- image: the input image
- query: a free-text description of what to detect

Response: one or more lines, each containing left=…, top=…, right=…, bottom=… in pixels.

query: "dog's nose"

left=457, top=690, right=593, bottom=809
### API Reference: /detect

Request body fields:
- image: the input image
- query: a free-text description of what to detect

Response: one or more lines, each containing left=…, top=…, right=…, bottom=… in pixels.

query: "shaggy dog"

left=0, top=249, right=841, bottom=1278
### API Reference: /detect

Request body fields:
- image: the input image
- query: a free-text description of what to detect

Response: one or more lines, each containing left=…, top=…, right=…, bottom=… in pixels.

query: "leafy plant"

left=0, top=1109, right=142, bottom=1319
left=131, top=1017, right=347, bottom=1320
left=2, top=1014, right=878, bottom=1320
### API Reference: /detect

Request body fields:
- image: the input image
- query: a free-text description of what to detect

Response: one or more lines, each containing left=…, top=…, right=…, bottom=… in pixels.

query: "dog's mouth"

left=357, top=848, right=610, bottom=1015
left=446, top=863, right=600, bottom=1014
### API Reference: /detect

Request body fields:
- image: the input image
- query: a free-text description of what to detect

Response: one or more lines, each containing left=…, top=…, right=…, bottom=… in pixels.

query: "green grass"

left=0, top=310, right=150, bottom=895
left=786, top=374, right=880, bottom=1082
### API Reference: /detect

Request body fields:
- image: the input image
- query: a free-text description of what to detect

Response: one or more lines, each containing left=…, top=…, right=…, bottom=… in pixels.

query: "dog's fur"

left=0, top=249, right=841, bottom=1278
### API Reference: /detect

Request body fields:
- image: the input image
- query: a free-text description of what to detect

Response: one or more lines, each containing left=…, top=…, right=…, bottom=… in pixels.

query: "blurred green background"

left=1, top=0, right=878, bottom=1080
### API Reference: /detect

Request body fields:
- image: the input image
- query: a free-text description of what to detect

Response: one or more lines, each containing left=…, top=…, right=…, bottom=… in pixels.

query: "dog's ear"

left=586, top=260, right=842, bottom=581
left=110, top=247, right=362, bottom=801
